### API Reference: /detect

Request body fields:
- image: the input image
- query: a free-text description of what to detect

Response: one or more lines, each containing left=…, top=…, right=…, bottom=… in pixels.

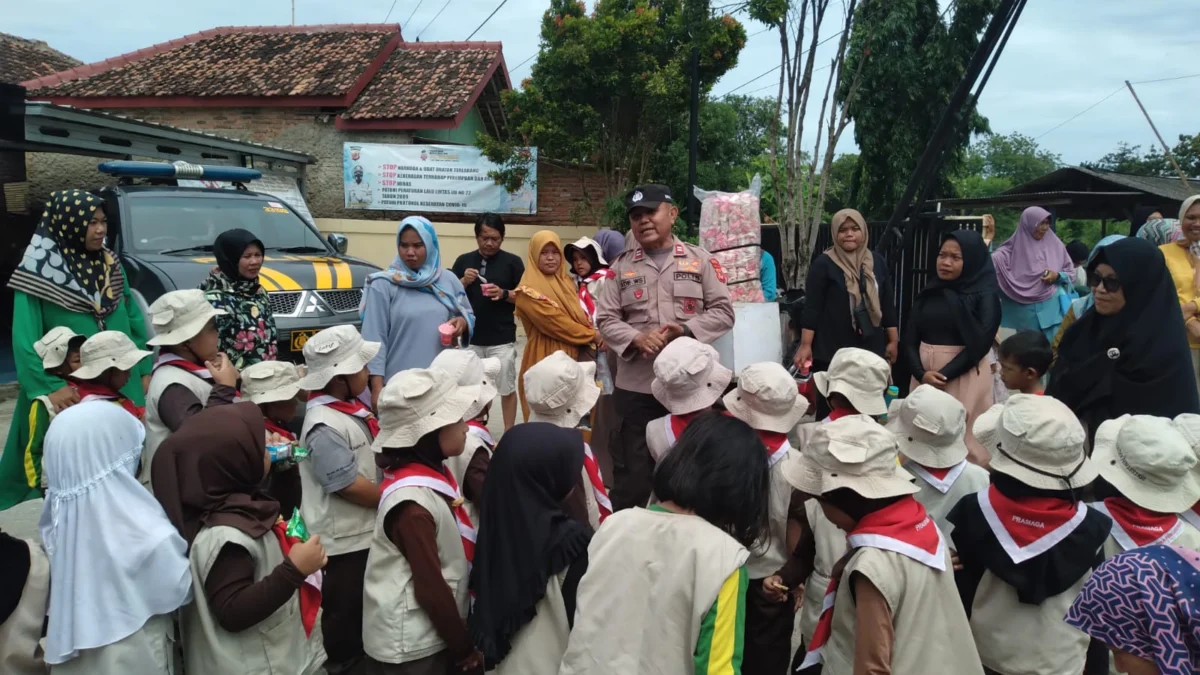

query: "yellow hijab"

left=518, top=230, right=590, bottom=326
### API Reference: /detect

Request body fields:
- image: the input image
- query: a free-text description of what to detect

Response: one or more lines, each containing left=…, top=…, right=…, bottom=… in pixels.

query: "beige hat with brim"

left=988, top=394, right=1097, bottom=491
left=651, top=337, right=732, bottom=415
left=723, top=362, right=808, bottom=434
left=34, top=326, right=84, bottom=369
left=373, top=366, right=483, bottom=451
left=524, top=351, right=600, bottom=428
left=564, top=237, right=608, bottom=267
left=72, top=331, right=153, bottom=380
left=296, top=325, right=381, bottom=391
left=886, top=384, right=969, bottom=468
left=241, top=360, right=302, bottom=405
left=813, top=347, right=891, bottom=416
left=1093, top=415, right=1200, bottom=514
left=145, top=289, right=227, bottom=346
left=781, top=414, right=917, bottom=498
left=431, top=349, right=501, bottom=421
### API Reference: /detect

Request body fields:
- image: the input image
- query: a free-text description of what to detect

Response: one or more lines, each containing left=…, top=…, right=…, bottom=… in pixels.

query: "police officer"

left=595, top=184, right=735, bottom=510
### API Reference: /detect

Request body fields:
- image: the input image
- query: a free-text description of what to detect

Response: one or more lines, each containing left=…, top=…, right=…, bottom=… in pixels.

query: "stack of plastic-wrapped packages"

left=697, top=176, right=764, bottom=303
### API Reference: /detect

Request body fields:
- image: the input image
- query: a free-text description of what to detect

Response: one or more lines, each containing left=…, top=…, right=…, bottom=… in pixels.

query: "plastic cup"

left=439, top=322, right=456, bottom=346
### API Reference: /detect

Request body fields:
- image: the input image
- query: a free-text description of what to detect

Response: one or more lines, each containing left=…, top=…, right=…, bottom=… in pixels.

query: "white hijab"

left=38, top=401, right=192, bottom=664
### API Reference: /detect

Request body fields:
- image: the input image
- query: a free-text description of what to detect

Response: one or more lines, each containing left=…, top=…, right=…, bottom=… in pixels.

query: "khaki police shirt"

left=595, top=237, right=734, bottom=394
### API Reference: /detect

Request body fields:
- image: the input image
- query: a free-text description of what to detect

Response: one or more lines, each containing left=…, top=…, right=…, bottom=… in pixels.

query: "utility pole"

left=1125, top=80, right=1193, bottom=191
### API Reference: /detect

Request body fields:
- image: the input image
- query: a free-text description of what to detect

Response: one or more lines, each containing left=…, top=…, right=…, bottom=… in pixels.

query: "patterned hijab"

left=1066, top=545, right=1200, bottom=675
left=9, top=190, right=123, bottom=320
left=200, top=229, right=277, bottom=368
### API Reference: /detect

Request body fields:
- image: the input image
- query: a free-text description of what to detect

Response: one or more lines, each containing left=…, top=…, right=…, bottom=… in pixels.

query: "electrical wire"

left=416, top=0, right=453, bottom=39
left=1033, top=86, right=1123, bottom=141
left=383, top=0, right=400, bottom=22
left=465, top=0, right=510, bottom=40
left=715, top=30, right=845, bottom=97
left=1130, top=73, right=1200, bottom=85
left=403, top=0, right=426, bottom=27
left=510, top=53, right=536, bottom=74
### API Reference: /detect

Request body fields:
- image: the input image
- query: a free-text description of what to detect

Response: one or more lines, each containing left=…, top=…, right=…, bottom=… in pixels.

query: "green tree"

left=1085, top=135, right=1200, bottom=177
left=950, top=131, right=1061, bottom=242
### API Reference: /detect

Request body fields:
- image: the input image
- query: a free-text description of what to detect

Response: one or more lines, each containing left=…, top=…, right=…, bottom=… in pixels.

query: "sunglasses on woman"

left=1087, top=271, right=1122, bottom=293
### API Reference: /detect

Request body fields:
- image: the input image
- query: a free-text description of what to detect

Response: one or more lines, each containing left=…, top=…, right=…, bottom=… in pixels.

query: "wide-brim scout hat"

left=373, top=366, right=482, bottom=451
left=296, top=325, right=381, bottom=391
left=813, top=347, right=891, bottom=416
left=241, top=360, right=302, bottom=405
left=72, top=331, right=153, bottom=380
left=886, top=384, right=970, bottom=469
left=145, top=289, right=227, bottom=346
left=781, top=414, right=917, bottom=499
left=34, top=326, right=84, bottom=370
left=723, top=362, right=808, bottom=434
left=431, top=349, right=500, bottom=421
left=651, top=337, right=732, bottom=415
left=986, top=394, right=1097, bottom=491
left=524, top=351, right=600, bottom=428
left=564, top=237, right=609, bottom=268
left=1093, top=415, right=1200, bottom=514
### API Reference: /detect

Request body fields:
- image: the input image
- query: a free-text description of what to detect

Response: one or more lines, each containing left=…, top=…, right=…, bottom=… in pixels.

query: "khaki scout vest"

left=906, top=460, right=990, bottom=540
left=143, top=366, right=212, bottom=489
left=495, top=572, right=572, bottom=675
left=0, top=538, right=48, bottom=675
left=746, top=454, right=793, bottom=579
left=363, top=485, right=470, bottom=665
left=183, top=525, right=325, bottom=675
left=799, top=499, right=849, bottom=644
left=971, top=570, right=1091, bottom=675
left=299, top=405, right=377, bottom=556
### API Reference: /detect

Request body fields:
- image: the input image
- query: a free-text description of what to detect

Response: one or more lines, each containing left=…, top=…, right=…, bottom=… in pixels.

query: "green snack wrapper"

left=291, top=445, right=310, bottom=461
left=286, top=508, right=310, bottom=542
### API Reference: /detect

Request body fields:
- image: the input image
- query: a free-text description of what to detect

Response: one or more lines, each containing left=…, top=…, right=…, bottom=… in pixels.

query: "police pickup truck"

left=96, top=161, right=380, bottom=360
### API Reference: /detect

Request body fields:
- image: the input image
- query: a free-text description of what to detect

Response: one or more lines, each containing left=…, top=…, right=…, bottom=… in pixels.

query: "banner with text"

left=342, top=142, right=537, bottom=214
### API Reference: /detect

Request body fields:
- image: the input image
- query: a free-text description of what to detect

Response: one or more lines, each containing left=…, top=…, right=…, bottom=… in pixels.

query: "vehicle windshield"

left=123, top=194, right=329, bottom=254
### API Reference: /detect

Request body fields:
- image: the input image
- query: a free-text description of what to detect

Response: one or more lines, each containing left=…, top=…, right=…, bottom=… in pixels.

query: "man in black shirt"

left=451, top=213, right=525, bottom=429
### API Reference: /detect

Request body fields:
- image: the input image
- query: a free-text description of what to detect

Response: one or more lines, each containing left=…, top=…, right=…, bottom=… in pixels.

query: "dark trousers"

left=745, top=578, right=796, bottom=675
left=322, top=548, right=370, bottom=674
left=610, top=388, right=668, bottom=511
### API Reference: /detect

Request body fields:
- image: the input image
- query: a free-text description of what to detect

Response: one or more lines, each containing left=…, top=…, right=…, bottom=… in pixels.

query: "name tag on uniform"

left=674, top=272, right=702, bottom=283
left=620, top=276, right=646, bottom=289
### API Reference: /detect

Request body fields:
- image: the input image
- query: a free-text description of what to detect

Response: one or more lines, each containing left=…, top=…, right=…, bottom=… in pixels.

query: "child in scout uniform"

left=722, top=361, right=808, bottom=675
left=67, top=330, right=152, bottom=420
left=644, top=337, right=733, bottom=462
left=432, top=349, right=501, bottom=524
left=22, top=327, right=84, bottom=493
left=296, top=324, right=383, bottom=674
left=242, top=360, right=305, bottom=518
left=812, top=347, right=892, bottom=422
left=887, top=384, right=989, bottom=537
left=143, top=289, right=238, bottom=489
left=523, top=350, right=611, bottom=529
left=947, top=394, right=1110, bottom=675
left=783, top=415, right=983, bottom=675
left=363, top=366, right=485, bottom=674
left=559, top=413, right=768, bottom=675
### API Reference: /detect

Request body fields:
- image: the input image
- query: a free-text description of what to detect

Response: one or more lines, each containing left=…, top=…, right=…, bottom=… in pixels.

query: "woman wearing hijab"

left=39, top=400, right=192, bottom=674
left=1157, top=195, right=1200, bottom=394
left=793, top=209, right=899, bottom=419
left=1065, top=239, right=1090, bottom=295
left=362, top=216, right=475, bottom=405
left=200, top=228, right=277, bottom=368
left=0, top=189, right=151, bottom=510
left=514, top=230, right=598, bottom=420
left=1047, top=237, right=1200, bottom=445
left=468, top=423, right=592, bottom=674
left=903, top=230, right=1002, bottom=466
left=152, top=403, right=328, bottom=675
left=1137, top=219, right=1181, bottom=247
left=1067, top=545, right=1200, bottom=675
left=1052, top=235, right=1125, bottom=352
left=1128, top=205, right=1164, bottom=238
left=993, top=206, right=1077, bottom=342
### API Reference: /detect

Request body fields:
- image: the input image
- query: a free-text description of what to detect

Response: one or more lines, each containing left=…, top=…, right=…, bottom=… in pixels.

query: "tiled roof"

left=0, top=33, right=81, bottom=85
left=343, top=43, right=502, bottom=120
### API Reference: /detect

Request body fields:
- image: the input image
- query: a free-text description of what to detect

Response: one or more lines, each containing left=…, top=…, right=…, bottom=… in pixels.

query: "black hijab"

left=0, top=529, right=30, bottom=624
left=1129, top=205, right=1162, bottom=237
left=214, top=228, right=264, bottom=282
left=1047, top=237, right=1200, bottom=427
left=913, top=230, right=1002, bottom=368
left=1065, top=240, right=1089, bottom=266
left=376, top=430, right=449, bottom=473
left=468, top=423, right=592, bottom=667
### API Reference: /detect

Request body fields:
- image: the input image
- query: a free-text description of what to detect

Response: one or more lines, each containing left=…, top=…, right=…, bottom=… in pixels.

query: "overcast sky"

left=7, top=0, right=1197, bottom=167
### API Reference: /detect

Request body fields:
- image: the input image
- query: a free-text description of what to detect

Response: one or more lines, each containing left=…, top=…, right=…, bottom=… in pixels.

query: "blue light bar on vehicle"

left=97, top=161, right=262, bottom=182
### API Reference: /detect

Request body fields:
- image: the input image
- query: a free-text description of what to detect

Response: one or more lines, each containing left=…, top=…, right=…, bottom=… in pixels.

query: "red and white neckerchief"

left=905, top=460, right=968, bottom=494
left=152, top=353, right=213, bottom=382
left=799, top=497, right=945, bottom=670
left=271, top=519, right=322, bottom=637
left=821, top=406, right=858, bottom=423
left=977, top=485, right=1088, bottom=563
left=69, top=381, right=144, bottom=420
left=381, top=463, right=476, bottom=563
left=661, top=411, right=703, bottom=448
left=264, top=418, right=297, bottom=442
left=466, top=420, right=495, bottom=450
left=307, top=393, right=380, bottom=438
left=1091, top=497, right=1183, bottom=550
left=583, top=442, right=612, bottom=523
left=756, top=430, right=792, bottom=468
left=1181, top=503, right=1200, bottom=532
left=577, top=268, right=616, bottom=322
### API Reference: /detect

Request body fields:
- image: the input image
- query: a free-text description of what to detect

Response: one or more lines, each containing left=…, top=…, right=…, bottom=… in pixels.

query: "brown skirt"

left=912, top=343, right=994, bottom=467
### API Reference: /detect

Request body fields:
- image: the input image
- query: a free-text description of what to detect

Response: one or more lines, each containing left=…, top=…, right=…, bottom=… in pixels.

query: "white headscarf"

left=38, top=401, right=192, bottom=664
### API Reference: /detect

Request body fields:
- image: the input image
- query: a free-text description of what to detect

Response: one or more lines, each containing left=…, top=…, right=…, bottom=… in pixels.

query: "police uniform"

left=595, top=186, right=734, bottom=510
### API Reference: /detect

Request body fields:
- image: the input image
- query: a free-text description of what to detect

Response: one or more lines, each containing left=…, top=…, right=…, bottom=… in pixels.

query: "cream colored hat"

left=1173, top=413, right=1200, bottom=454
left=813, top=347, right=891, bottom=416
left=241, top=361, right=302, bottom=405
left=651, top=337, right=732, bottom=415
left=781, top=414, right=917, bottom=498
left=524, top=351, right=600, bottom=428
left=34, top=326, right=84, bottom=370
left=973, top=404, right=1003, bottom=457
left=988, top=394, right=1096, bottom=491
left=724, top=362, right=808, bottom=434
left=72, top=331, right=153, bottom=380
left=145, top=289, right=227, bottom=346
left=373, top=366, right=482, bottom=451
left=296, top=325, right=381, bottom=390
left=431, top=349, right=500, bottom=421
left=1093, top=415, right=1200, bottom=514
left=886, top=384, right=969, bottom=468
left=563, top=236, right=608, bottom=267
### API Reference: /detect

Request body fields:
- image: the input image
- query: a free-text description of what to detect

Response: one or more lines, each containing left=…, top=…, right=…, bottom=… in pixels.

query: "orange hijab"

left=517, top=230, right=590, bottom=326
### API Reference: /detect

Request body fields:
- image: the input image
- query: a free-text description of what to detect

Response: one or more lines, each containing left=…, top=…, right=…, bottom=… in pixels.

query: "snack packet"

left=286, top=508, right=310, bottom=542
